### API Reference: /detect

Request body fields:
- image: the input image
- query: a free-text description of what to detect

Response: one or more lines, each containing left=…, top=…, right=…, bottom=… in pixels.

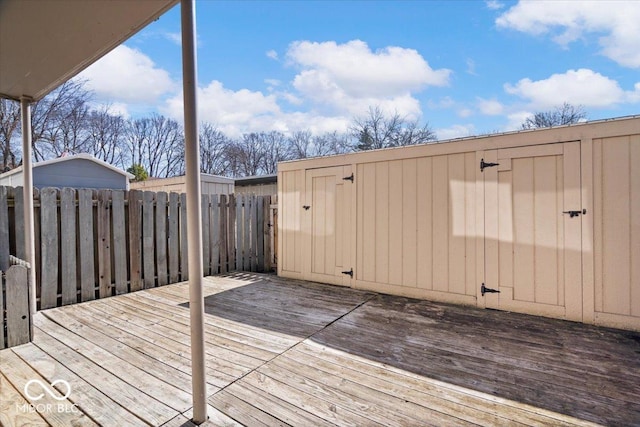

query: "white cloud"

left=478, top=98, right=504, bottom=115
left=435, top=124, right=477, bottom=140
left=266, top=50, right=278, bottom=60
left=504, top=69, right=633, bottom=109
left=163, top=80, right=352, bottom=137
left=505, top=111, right=534, bottom=130
left=496, top=1, right=640, bottom=68
left=163, top=32, right=182, bottom=46
left=466, top=58, right=477, bottom=76
left=79, top=45, right=176, bottom=104
left=485, top=0, right=504, bottom=10
left=286, top=40, right=450, bottom=117
left=458, top=108, right=473, bottom=118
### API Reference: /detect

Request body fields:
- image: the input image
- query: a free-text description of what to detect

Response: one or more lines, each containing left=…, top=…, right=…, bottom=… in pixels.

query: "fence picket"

left=14, top=187, right=25, bottom=260
left=219, top=194, right=228, bottom=274
left=128, top=190, right=143, bottom=292
left=228, top=194, right=236, bottom=271
left=40, top=187, right=58, bottom=309
left=5, top=265, right=30, bottom=347
left=78, top=189, right=95, bottom=301
left=112, top=190, right=128, bottom=295
left=60, top=188, right=77, bottom=305
left=179, top=193, right=188, bottom=280
left=235, top=195, right=243, bottom=271
left=155, top=191, right=168, bottom=286
left=168, top=192, right=180, bottom=283
left=0, top=187, right=9, bottom=271
left=97, top=190, right=112, bottom=299
left=243, top=196, right=251, bottom=270
left=211, top=194, right=219, bottom=275
left=257, top=196, right=265, bottom=272
left=251, top=195, right=259, bottom=272
left=264, top=196, right=272, bottom=272
left=142, top=191, right=155, bottom=288
left=201, top=194, right=211, bottom=276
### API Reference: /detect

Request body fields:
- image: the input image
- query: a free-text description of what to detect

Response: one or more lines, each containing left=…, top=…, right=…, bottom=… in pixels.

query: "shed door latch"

left=481, top=283, right=500, bottom=296
left=341, top=268, right=353, bottom=277
left=563, top=209, right=586, bottom=218
left=343, top=173, right=354, bottom=182
left=480, top=158, right=500, bottom=172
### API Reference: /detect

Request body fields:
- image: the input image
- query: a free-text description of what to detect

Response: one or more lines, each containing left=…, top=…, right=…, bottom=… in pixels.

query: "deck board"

left=1, top=272, right=638, bottom=426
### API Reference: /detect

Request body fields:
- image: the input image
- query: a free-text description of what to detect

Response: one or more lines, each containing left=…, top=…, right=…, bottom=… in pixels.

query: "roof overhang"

left=0, top=0, right=179, bottom=102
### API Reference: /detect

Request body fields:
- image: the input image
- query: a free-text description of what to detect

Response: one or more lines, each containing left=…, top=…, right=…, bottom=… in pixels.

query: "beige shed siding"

left=278, top=116, right=640, bottom=330
left=278, top=169, right=304, bottom=277
left=356, top=153, right=477, bottom=303
left=235, top=183, right=277, bottom=196
left=593, top=134, right=640, bottom=327
left=130, top=174, right=234, bottom=195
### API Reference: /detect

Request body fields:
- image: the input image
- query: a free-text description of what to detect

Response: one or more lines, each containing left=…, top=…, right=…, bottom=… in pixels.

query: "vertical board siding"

left=279, top=170, right=303, bottom=274
left=594, top=135, right=640, bottom=319
left=356, top=153, right=477, bottom=297
left=0, top=187, right=274, bottom=317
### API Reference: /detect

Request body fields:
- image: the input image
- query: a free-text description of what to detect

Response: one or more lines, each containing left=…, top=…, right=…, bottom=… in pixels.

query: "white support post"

left=181, top=0, right=207, bottom=424
left=20, top=97, right=37, bottom=332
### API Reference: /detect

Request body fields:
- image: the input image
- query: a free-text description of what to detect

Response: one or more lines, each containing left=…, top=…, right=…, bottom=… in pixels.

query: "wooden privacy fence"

left=0, top=185, right=274, bottom=312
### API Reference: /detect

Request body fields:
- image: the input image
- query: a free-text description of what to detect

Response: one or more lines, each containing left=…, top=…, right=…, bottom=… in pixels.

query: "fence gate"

left=481, top=142, right=583, bottom=322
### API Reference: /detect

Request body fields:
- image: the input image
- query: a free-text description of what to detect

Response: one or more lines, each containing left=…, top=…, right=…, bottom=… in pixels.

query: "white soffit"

left=0, top=0, right=179, bottom=101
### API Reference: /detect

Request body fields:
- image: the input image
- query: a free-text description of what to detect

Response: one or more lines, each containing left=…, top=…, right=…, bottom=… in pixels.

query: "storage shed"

left=235, top=174, right=277, bottom=196
left=0, top=153, right=133, bottom=190
left=278, top=115, right=640, bottom=331
left=130, top=173, right=235, bottom=195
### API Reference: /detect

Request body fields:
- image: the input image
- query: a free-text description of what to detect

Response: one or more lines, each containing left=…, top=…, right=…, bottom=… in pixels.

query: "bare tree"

left=521, top=103, right=587, bottom=129
left=199, top=123, right=231, bottom=175
left=85, top=106, right=127, bottom=167
left=261, top=131, right=290, bottom=175
left=288, top=130, right=351, bottom=159
left=30, top=79, right=91, bottom=161
left=0, top=99, right=21, bottom=171
left=124, top=114, right=183, bottom=178
left=351, top=106, right=436, bottom=151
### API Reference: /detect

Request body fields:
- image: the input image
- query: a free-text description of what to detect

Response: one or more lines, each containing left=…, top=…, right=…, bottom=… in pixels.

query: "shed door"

left=304, top=166, right=353, bottom=286
left=482, top=142, right=583, bottom=321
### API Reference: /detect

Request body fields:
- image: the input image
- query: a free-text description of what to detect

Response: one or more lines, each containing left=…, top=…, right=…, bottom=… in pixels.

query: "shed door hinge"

left=341, top=268, right=353, bottom=277
left=480, top=158, right=499, bottom=172
left=343, top=173, right=354, bottom=182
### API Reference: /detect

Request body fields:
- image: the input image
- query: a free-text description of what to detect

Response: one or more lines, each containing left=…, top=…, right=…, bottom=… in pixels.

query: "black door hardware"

left=480, top=158, right=500, bottom=172
left=303, top=205, right=310, bottom=210
left=343, top=173, right=354, bottom=182
left=341, top=268, right=353, bottom=277
left=562, top=209, right=586, bottom=218
left=481, top=283, right=500, bottom=296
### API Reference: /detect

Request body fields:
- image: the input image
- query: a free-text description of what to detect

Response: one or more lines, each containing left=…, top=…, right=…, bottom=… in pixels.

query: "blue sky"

left=78, top=0, right=640, bottom=140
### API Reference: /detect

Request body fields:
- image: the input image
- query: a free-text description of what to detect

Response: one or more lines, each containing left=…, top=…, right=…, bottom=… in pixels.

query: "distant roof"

left=234, top=174, right=278, bottom=186
left=0, top=153, right=134, bottom=179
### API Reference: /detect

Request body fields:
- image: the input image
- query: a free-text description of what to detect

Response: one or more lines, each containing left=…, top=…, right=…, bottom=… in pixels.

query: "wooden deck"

left=1, top=273, right=638, bottom=426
